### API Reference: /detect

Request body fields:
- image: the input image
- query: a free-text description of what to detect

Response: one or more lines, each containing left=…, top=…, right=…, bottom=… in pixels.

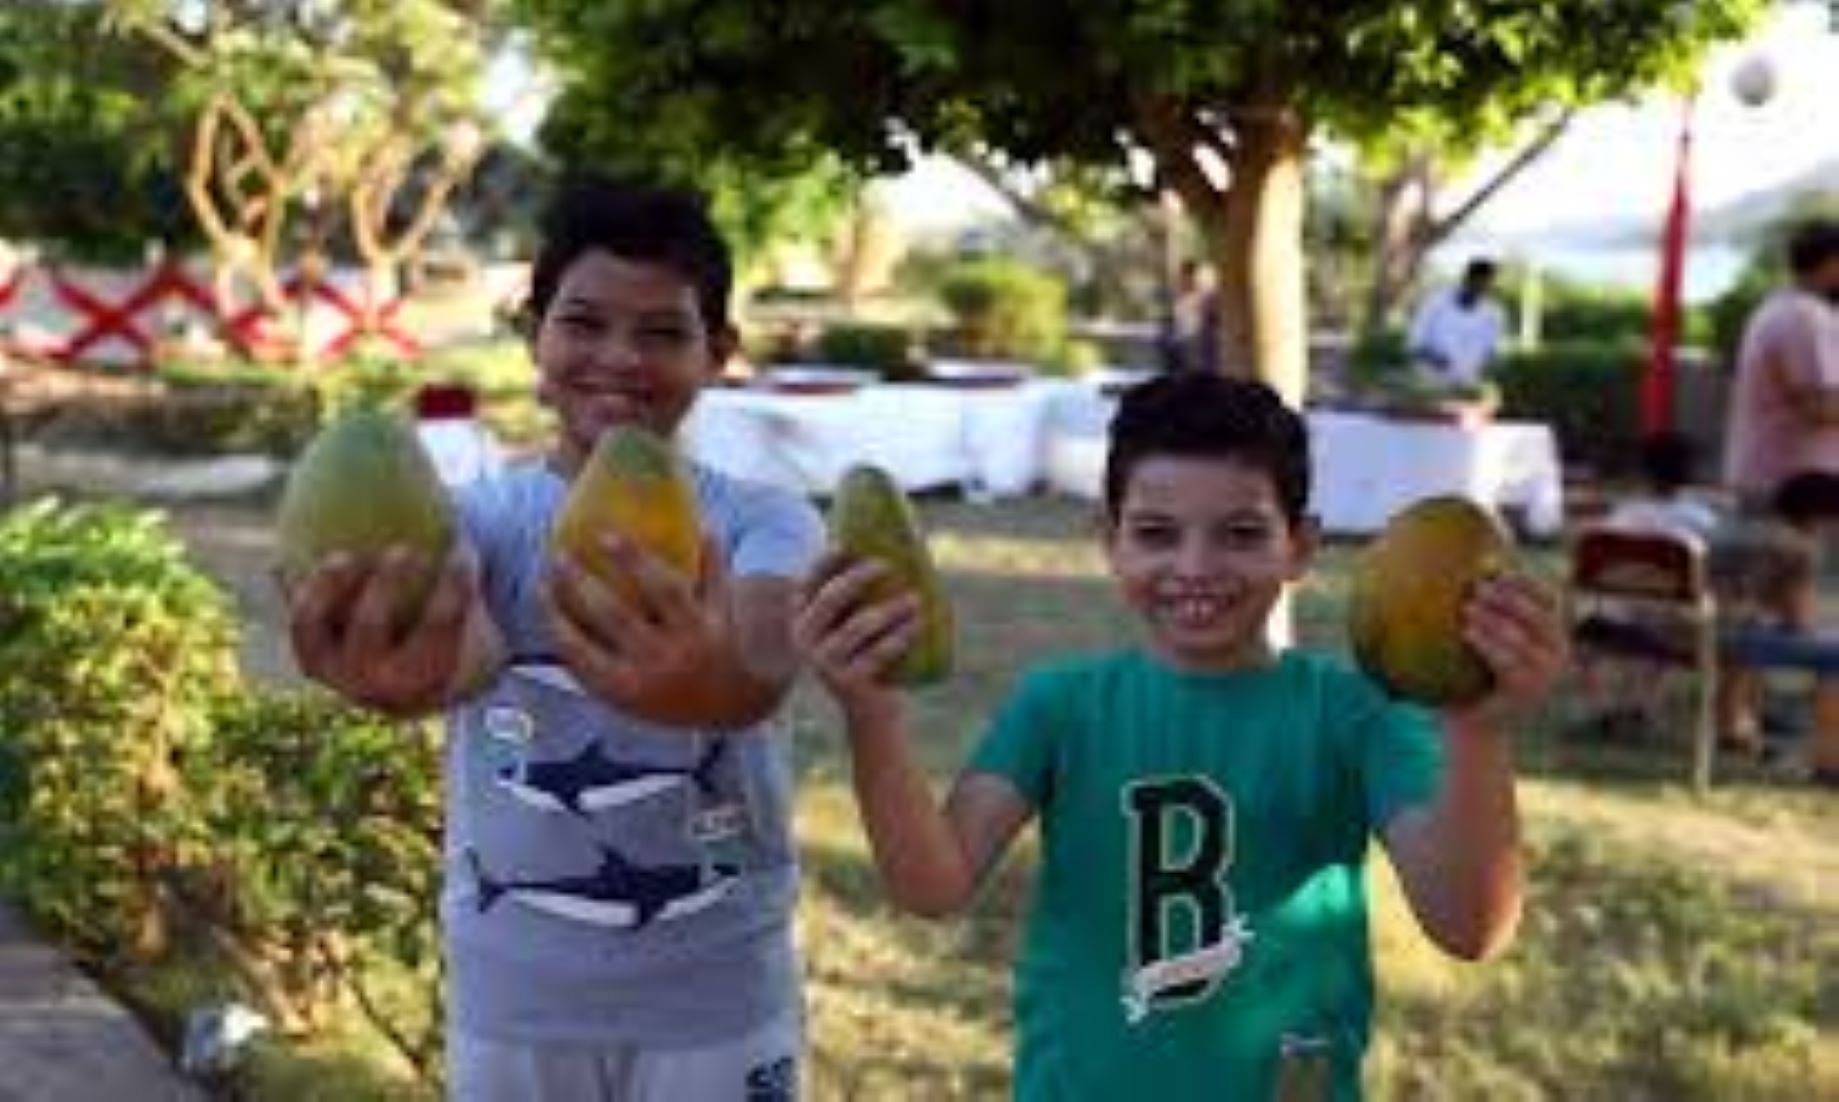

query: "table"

left=1040, top=391, right=1565, bottom=537
left=682, top=379, right=1077, bottom=498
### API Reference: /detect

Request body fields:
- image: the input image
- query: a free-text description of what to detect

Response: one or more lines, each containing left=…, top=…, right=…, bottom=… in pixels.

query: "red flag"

left=1643, top=99, right=1694, bottom=435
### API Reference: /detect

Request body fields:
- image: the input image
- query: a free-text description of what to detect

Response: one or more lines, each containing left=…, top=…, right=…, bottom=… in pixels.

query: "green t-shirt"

left=969, top=648, right=1443, bottom=1101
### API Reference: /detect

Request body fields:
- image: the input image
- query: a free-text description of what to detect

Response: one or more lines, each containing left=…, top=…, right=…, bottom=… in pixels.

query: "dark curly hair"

left=523, top=174, right=733, bottom=336
left=1103, top=373, right=1311, bottom=525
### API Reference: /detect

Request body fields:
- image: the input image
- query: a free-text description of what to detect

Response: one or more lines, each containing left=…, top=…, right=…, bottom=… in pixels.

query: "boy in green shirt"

left=794, top=372, right=1567, bottom=1099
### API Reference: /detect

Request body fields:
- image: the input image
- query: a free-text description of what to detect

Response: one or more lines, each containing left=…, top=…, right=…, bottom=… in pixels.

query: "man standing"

left=1407, top=258, right=1506, bottom=389
left=1723, top=220, right=1839, bottom=507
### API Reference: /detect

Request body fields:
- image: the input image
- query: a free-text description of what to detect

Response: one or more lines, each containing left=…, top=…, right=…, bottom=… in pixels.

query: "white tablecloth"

left=1040, top=391, right=1565, bottom=536
left=681, top=380, right=1564, bottom=536
left=682, top=380, right=1077, bottom=497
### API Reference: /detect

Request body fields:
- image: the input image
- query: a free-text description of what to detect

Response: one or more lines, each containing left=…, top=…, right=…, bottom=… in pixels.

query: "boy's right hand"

left=792, top=551, right=920, bottom=718
left=285, top=545, right=484, bottom=718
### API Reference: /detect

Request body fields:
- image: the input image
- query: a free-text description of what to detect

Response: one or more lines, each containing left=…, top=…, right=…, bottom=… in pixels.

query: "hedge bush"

left=0, top=500, right=445, bottom=1084
left=0, top=500, right=239, bottom=958
left=1492, top=341, right=1645, bottom=474
left=936, top=257, right=1068, bottom=365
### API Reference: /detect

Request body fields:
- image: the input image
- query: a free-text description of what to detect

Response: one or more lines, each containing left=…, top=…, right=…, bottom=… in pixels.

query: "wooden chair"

left=1567, top=525, right=1721, bottom=791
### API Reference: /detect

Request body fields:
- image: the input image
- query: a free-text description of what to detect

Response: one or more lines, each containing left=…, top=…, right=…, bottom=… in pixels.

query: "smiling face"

left=1105, top=455, right=1315, bottom=672
left=531, top=250, right=734, bottom=473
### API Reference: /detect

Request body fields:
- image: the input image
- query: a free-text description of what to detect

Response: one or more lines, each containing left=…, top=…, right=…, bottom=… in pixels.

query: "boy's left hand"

left=542, top=533, right=733, bottom=708
left=1449, top=571, right=1570, bottom=730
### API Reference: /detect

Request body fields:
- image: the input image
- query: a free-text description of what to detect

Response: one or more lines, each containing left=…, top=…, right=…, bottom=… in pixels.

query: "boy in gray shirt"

left=286, top=178, right=821, bottom=1100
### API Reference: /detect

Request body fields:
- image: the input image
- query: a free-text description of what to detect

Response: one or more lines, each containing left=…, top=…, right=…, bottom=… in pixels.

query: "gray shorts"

left=448, top=1007, right=801, bottom=1102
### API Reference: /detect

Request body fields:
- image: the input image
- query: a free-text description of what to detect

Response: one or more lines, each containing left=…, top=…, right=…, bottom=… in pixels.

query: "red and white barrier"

left=0, top=257, right=420, bottom=368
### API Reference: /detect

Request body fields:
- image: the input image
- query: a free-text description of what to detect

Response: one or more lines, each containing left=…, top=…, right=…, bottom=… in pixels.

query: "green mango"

left=830, top=464, right=954, bottom=686
left=275, top=409, right=456, bottom=625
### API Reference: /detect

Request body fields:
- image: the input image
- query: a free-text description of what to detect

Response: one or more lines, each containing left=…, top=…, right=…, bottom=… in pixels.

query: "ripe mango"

left=1347, top=494, right=1510, bottom=707
left=552, top=426, right=704, bottom=606
left=829, top=464, right=954, bottom=686
left=275, top=409, right=456, bottom=624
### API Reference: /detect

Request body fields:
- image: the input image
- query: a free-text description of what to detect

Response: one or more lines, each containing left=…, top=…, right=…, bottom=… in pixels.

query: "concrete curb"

left=0, top=904, right=203, bottom=1101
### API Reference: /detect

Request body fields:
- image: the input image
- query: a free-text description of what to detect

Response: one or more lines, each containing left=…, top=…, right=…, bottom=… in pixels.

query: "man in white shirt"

left=1407, top=258, right=1506, bottom=388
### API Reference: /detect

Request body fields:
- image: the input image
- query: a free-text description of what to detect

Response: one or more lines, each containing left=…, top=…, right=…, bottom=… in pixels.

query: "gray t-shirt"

left=442, top=458, right=823, bottom=1046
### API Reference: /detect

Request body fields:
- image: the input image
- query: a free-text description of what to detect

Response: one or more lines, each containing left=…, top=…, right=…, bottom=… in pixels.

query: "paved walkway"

left=0, top=904, right=202, bottom=1101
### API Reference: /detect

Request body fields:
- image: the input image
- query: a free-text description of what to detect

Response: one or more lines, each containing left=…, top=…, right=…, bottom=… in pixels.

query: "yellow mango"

left=1347, top=494, right=1511, bottom=707
left=553, top=426, right=704, bottom=605
left=830, top=464, right=954, bottom=686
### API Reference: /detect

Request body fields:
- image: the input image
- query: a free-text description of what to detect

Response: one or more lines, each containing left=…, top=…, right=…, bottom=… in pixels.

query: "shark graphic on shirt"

left=468, top=846, right=739, bottom=930
left=494, top=738, right=725, bottom=816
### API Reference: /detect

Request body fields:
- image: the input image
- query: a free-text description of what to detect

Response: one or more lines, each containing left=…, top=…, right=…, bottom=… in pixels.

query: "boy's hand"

left=286, top=545, right=480, bottom=717
left=792, top=551, right=919, bottom=721
left=543, top=533, right=735, bottom=710
left=1447, top=571, right=1570, bottom=731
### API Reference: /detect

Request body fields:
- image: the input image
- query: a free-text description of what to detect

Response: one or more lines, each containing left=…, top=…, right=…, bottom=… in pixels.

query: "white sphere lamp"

left=1730, top=52, right=1777, bottom=108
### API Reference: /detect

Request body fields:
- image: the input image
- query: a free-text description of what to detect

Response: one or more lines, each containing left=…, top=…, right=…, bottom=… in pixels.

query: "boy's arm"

left=841, top=693, right=1033, bottom=917
left=1382, top=572, right=1566, bottom=961
left=288, top=544, right=507, bottom=720
left=796, top=554, right=1033, bottom=917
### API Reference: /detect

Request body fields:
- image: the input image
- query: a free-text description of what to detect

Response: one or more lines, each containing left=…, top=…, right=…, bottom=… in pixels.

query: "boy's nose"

left=589, top=330, right=644, bottom=372
left=1174, top=539, right=1219, bottom=575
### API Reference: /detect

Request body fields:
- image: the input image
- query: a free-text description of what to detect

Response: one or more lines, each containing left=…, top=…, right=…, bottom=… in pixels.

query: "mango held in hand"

left=275, top=409, right=456, bottom=624
left=553, top=426, right=704, bottom=606
left=829, top=464, right=954, bottom=686
left=1347, top=494, right=1510, bottom=707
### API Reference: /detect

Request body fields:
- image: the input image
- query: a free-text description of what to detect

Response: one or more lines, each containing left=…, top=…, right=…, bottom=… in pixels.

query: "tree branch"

left=946, top=151, right=1087, bottom=243
left=1424, top=108, right=1576, bottom=249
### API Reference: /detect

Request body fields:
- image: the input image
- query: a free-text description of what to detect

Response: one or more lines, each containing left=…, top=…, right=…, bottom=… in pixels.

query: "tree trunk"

left=1362, top=153, right=1436, bottom=335
left=1215, top=112, right=1309, bottom=406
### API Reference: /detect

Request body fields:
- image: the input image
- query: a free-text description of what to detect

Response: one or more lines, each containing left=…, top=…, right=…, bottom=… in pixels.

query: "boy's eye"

left=1127, top=522, right=1180, bottom=548
left=634, top=323, right=692, bottom=349
left=556, top=313, right=604, bottom=334
left=1220, top=523, right=1273, bottom=547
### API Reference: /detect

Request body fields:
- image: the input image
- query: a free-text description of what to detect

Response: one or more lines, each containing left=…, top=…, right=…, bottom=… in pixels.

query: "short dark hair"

left=1771, top=469, right=1839, bottom=526
left=1637, top=431, right=1696, bottom=494
left=1785, top=220, right=1839, bottom=276
left=1104, top=373, right=1310, bottom=525
left=1463, top=257, right=1499, bottom=285
left=524, top=175, right=733, bottom=334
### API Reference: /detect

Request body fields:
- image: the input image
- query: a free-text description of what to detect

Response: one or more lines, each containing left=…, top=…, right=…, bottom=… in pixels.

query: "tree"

left=104, top=0, right=510, bottom=343
left=1357, top=109, right=1575, bottom=335
left=533, top=69, right=859, bottom=289
left=0, top=1, right=193, bottom=262
left=512, top=0, right=1766, bottom=402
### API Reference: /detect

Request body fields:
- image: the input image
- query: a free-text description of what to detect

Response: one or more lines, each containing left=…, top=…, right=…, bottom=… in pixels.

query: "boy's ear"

left=707, top=323, right=740, bottom=379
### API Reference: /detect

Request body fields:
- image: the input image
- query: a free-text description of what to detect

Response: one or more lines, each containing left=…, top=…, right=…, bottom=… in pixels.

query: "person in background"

left=1722, top=219, right=1839, bottom=508
left=794, top=372, right=1566, bottom=1097
left=1407, top=258, right=1506, bottom=390
left=1603, top=431, right=1723, bottom=544
left=1708, top=469, right=1839, bottom=777
left=1167, top=259, right=1221, bottom=375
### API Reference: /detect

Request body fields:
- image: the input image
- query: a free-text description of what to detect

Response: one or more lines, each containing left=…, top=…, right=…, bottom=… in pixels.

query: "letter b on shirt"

left=1123, top=777, right=1235, bottom=1006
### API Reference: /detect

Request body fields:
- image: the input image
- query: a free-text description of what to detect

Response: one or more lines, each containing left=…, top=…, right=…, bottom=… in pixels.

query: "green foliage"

left=183, top=689, right=444, bottom=1081
left=0, top=497, right=446, bottom=1083
left=0, top=500, right=239, bottom=957
left=814, top=322, right=921, bottom=380
left=1505, top=273, right=1712, bottom=348
left=0, top=1, right=194, bottom=260
left=936, top=258, right=1067, bottom=364
left=1493, top=340, right=1643, bottom=473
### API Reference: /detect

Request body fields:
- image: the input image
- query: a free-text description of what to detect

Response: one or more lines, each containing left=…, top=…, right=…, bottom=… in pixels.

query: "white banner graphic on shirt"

left=1120, top=914, right=1255, bottom=1024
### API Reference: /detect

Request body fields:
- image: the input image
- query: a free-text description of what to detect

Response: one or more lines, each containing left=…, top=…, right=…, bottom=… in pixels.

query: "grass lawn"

left=160, top=493, right=1839, bottom=1099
